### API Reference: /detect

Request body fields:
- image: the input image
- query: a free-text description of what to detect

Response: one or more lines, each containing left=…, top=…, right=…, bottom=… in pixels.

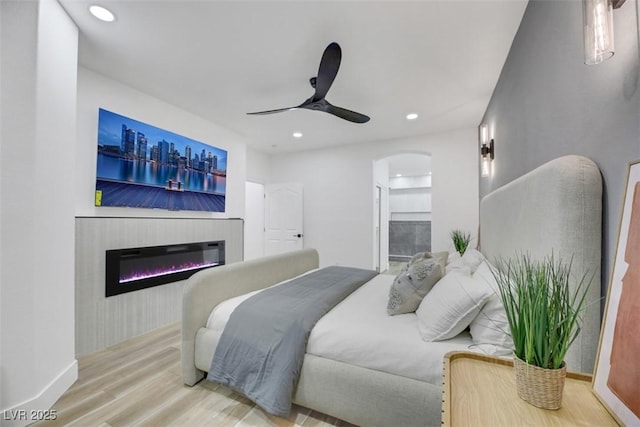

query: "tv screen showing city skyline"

left=95, top=108, right=227, bottom=212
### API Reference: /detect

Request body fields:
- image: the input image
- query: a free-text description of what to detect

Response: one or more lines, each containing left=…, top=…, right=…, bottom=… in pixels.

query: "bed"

left=182, top=155, right=602, bottom=427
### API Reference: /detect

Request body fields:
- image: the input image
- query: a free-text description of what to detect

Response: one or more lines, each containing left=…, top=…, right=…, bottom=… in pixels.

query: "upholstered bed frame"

left=480, top=155, right=602, bottom=373
left=182, top=155, right=602, bottom=427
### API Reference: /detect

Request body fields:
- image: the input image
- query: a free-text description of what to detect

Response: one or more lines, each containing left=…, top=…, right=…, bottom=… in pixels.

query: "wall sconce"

left=479, top=124, right=494, bottom=178
left=583, top=0, right=626, bottom=65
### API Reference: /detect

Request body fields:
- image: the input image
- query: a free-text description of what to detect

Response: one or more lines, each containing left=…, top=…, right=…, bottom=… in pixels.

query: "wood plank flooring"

left=384, top=261, right=405, bottom=276
left=34, top=323, right=354, bottom=427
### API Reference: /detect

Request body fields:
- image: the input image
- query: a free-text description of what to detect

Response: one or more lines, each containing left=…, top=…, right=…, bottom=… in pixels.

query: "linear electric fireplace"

left=105, top=240, right=225, bottom=297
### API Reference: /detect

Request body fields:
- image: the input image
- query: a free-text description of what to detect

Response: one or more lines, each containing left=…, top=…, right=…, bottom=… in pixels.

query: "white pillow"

left=468, top=261, right=514, bottom=355
left=416, top=269, right=494, bottom=342
left=446, top=248, right=485, bottom=275
left=447, top=250, right=461, bottom=264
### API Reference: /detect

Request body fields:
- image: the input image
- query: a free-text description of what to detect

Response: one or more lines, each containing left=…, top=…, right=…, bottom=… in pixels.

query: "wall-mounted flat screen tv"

left=95, top=108, right=227, bottom=212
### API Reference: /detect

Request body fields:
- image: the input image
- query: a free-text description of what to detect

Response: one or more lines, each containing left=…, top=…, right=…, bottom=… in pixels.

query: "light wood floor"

left=34, top=323, right=354, bottom=427
left=384, top=261, right=406, bottom=276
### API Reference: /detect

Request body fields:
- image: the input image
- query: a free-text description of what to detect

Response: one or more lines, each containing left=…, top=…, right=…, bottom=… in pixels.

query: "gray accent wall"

left=481, top=0, right=640, bottom=297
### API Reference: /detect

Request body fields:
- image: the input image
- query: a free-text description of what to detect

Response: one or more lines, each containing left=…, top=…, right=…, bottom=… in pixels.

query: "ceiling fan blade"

left=247, top=42, right=369, bottom=124
left=246, top=106, right=297, bottom=115
left=325, top=102, right=370, bottom=123
left=298, top=99, right=369, bottom=123
left=313, top=42, right=341, bottom=102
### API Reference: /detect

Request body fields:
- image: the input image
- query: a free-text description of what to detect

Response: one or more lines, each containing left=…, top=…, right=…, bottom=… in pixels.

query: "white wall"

left=246, top=146, right=271, bottom=184
left=75, top=67, right=247, bottom=219
left=1, top=0, right=78, bottom=423
left=269, top=128, right=479, bottom=269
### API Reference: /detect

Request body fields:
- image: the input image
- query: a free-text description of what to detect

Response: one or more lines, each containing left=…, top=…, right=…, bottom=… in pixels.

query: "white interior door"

left=264, top=183, right=304, bottom=256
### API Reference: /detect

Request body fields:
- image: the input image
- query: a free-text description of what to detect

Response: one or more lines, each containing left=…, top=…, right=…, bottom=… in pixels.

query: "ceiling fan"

left=247, top=42, right=370, bottom=124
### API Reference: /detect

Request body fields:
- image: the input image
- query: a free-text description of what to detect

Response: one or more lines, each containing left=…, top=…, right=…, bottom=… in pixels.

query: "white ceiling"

left=59, top=0, right=527, bottom=157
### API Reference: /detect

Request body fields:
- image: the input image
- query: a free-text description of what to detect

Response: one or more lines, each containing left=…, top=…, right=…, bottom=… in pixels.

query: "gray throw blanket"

left=207, top=266, right=378, bottom=417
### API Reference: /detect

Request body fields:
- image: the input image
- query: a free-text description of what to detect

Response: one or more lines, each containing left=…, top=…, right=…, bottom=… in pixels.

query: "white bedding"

left=206, top=272, right=476, bottom=385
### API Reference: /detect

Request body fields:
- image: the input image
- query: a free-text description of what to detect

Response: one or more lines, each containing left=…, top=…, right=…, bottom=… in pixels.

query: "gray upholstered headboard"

left=480, top=155, right=602, bottom=373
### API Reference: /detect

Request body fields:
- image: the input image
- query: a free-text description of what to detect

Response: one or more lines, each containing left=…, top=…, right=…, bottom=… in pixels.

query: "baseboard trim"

left=1, top=359, right=78, bottom=427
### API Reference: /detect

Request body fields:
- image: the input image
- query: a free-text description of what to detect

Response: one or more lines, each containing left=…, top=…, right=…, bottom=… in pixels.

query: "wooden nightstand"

left=441, top=351, right=618, bottom=426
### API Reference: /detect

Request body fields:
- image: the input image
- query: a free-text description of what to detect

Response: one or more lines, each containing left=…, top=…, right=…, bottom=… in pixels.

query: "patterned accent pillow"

left=387, top=258, right=443, bottom=315
left=409, top=251, right=449, bottom=271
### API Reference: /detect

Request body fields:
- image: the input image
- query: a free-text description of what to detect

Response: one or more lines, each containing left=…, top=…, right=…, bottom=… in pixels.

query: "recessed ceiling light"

left=406, top=113, right=418, bottom=120
left=89, top=5, right=115, bottom=22
left=292, top=132, right=303, bottom=138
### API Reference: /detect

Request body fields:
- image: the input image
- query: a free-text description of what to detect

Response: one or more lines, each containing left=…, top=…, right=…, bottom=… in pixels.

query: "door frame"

left=244, top=181, right=265, bottom=261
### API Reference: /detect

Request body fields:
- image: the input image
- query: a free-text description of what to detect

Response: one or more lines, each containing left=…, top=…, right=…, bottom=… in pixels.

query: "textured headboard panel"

left=480, top=155, right=602, bottom=373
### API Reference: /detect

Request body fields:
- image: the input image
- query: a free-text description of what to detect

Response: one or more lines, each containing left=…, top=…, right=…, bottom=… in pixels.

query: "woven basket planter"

left=513, top=356, right=567, bottom=410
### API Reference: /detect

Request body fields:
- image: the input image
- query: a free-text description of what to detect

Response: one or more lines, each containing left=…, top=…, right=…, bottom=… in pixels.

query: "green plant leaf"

left=450, top=229, right=471, bottom=256
left=489, top=253, right=592, bottom=370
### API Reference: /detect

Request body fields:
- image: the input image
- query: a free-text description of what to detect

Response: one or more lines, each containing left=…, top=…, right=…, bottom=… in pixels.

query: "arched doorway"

left=374, top=153, right=432, bottom=273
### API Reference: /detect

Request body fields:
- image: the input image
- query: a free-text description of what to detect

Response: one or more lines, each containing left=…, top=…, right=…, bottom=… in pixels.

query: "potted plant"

left=450, top=230, right=471, bottom=256
left=491, top=254, right=592, bottom=410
